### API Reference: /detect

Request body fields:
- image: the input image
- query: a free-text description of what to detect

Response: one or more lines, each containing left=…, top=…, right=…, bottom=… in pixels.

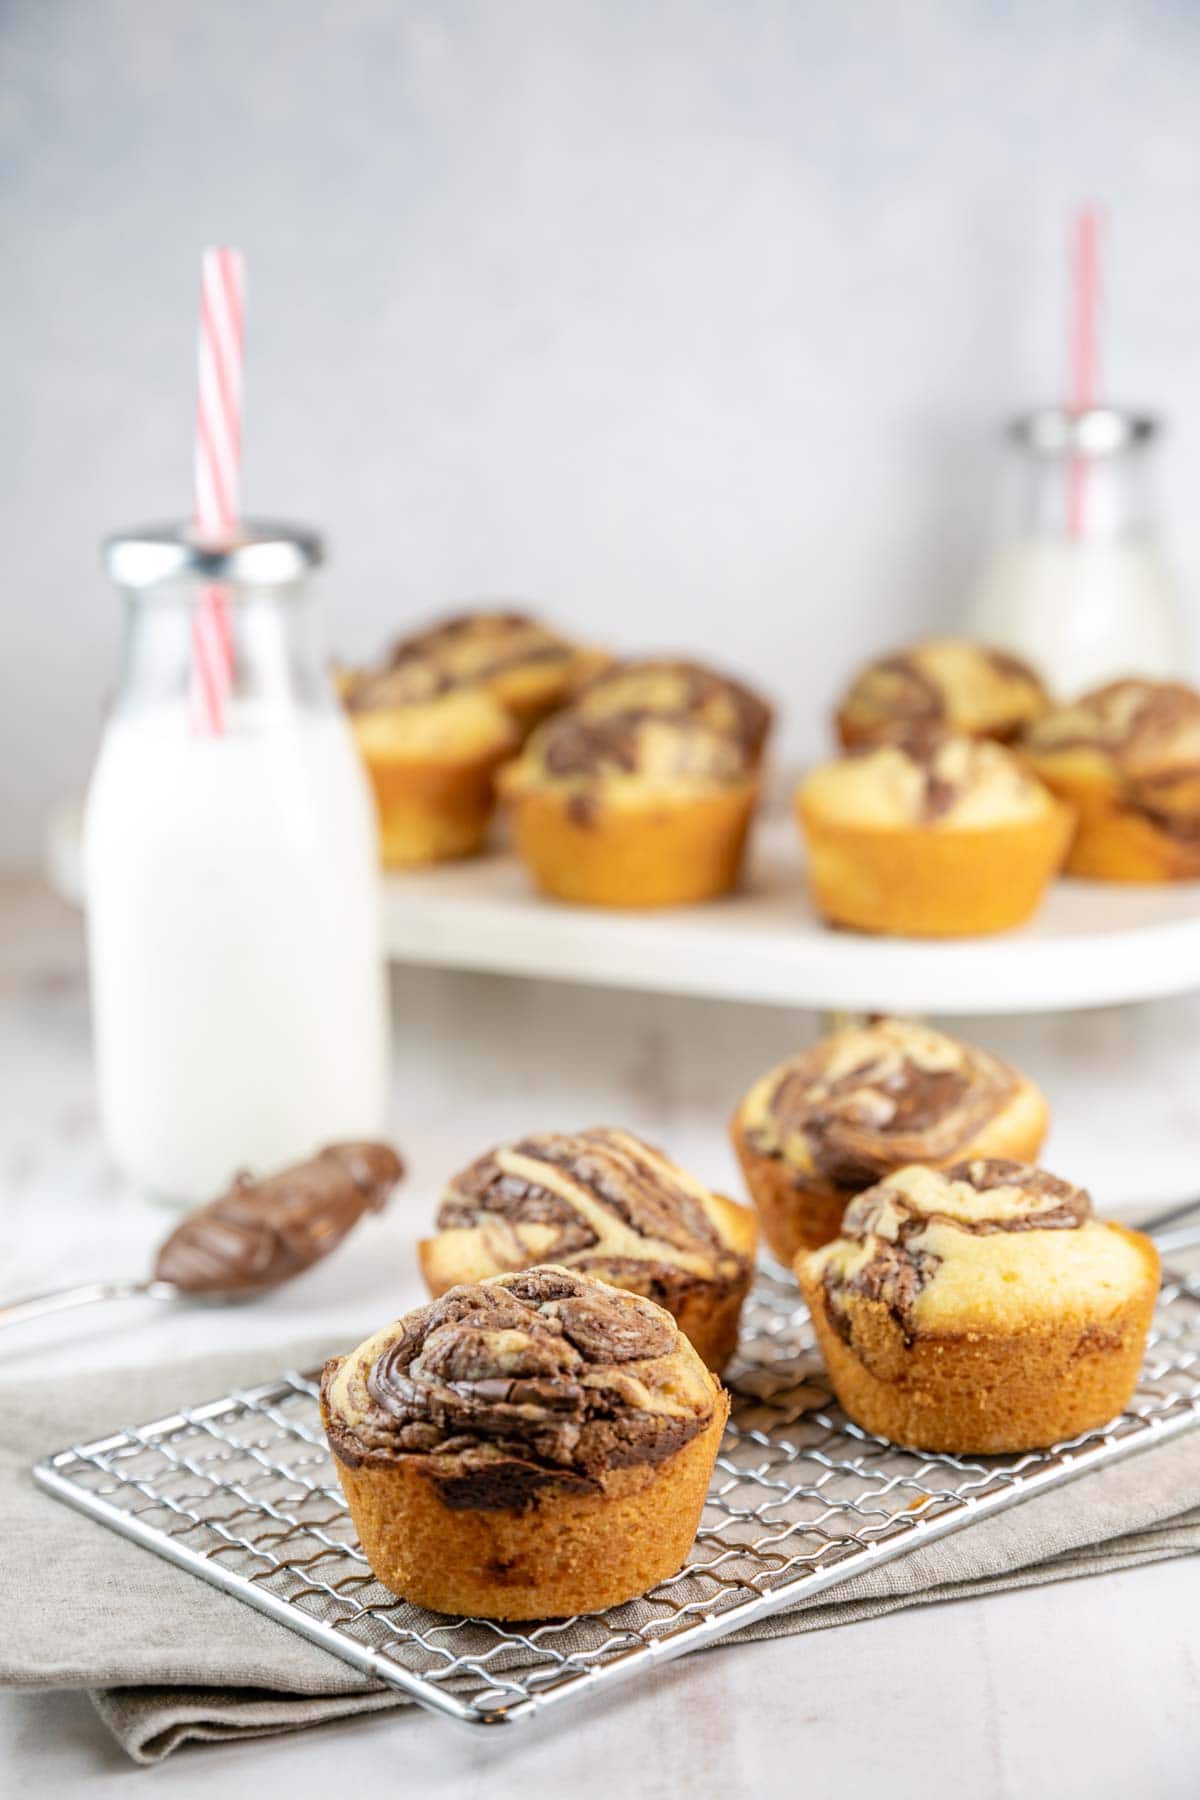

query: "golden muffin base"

left=418, top=1191, right=758, bottom=1373
left=357, top=744, right=515, bottom=868
left=503, top=782, right=758, bottom=908
left=1023, top=759, right=1200, bottom=882
left=325, top=1392, right=728, bottom=1619
left=730, top=1078, right=1050, bottom=1263
left=796, top=1226, right=1159, bottom=1454
left=796, top=795, right=1074, bottom=936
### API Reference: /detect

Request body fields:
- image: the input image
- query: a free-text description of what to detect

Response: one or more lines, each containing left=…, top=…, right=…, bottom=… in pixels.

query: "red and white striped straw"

left=191, top=246, right=246, bottom=734
left=1066, top=206, right=1102, bottom=540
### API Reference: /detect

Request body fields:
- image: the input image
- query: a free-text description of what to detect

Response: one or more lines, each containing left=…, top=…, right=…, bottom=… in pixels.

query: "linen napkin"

left=4, top=1336, right=1199, bottom=1764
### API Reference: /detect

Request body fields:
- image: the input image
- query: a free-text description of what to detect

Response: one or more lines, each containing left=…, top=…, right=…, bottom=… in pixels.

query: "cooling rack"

left=34, top=1266, right=1200, bottom=1730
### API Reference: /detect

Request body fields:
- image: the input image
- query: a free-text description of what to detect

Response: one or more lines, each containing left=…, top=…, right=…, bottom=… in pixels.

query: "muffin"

left=730, top=1021, right=1048, bottom=1264
left=796, top=726, right=1073, bottom=936
left=386, top=609, right=609, bottom=739
left=836, top=638, right=1049, bottom=749
left=321, top=1265, right=728, bottom=1618
left=418, top=1127, right=757, bottom=1370
left=798, top=1159, right=1159, bottom=1454
left=1023, top=678, right=1200, bottom=881
left=345, top=659, right=519, bottom=867
left=499, top=658, right=771, bottom=908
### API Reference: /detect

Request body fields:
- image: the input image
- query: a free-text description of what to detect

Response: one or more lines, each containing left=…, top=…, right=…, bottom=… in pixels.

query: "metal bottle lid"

left=1008, top=407, right=1159, bottom=458
left=103, top=521, right=324, bottom=589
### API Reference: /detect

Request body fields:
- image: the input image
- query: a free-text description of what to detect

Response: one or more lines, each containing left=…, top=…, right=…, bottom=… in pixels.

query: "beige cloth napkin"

left=4, top=1337, right=1199, bottom=1764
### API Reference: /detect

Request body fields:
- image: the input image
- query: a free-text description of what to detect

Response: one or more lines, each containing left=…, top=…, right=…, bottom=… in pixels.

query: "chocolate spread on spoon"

left=153, top=1142, right=404, bottom=1296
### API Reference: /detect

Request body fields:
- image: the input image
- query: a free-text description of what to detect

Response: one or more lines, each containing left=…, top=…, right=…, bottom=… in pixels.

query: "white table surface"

left=2, top=875, right=1198, bottom=1798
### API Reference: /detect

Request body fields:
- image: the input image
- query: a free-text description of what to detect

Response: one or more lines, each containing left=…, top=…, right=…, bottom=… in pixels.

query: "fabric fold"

left=5, top=1335, right=1198, bottom=1763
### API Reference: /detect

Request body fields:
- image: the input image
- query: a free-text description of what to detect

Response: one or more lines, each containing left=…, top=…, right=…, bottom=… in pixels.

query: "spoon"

left=0, top=1141, right=405, bottom=1330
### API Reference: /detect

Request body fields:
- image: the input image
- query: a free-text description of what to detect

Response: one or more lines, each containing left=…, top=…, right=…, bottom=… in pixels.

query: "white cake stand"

left=380, top=817, right=1200, bottom=1016
left=46, top=806, right=1200, bottom=1016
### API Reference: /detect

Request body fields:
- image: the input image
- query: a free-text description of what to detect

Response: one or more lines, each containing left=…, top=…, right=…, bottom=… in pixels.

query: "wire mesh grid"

left=34, top=1265, right=1200, bottom=1730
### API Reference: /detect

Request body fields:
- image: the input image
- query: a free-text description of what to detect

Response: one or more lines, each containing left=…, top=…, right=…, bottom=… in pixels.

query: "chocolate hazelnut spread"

left=748, top=1026, right=1018, bottom=1187
left=153, top=1142, right=404, bottom=1295
left=322, top=1267, right=713, bottom=1507
left=435, top=1128, right=748, bottom=1299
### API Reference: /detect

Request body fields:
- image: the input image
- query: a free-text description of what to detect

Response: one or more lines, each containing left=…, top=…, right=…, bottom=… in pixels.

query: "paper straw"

left=191, top=247, right=246, bottom=734
left=1066, top=207, right=1101, bottom=540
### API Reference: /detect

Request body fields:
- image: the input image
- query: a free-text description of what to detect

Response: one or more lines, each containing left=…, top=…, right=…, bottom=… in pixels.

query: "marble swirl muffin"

left=1022, top=678, right=1200, bottom=881
left=498, top=658, right=771, bottom=907
left=796, top=726, right=1073, bottom=935
left=730, top=1021, right=1048, bottom=1263
left=798, top=1159, right=1159, bottom=1454
left=345, top=655, right=519, bottom=867
left=385, top=608, right=609, bottom=739
left=418, top=1127, right=758, bottom=1370
left=321, top=1266, right=728, bottom=1618
left=836, top=638, right=1050, bottom=749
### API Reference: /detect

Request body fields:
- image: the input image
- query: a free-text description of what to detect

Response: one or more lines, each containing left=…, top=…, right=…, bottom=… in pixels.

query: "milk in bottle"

left=84, top=525, right=387, bottom=1203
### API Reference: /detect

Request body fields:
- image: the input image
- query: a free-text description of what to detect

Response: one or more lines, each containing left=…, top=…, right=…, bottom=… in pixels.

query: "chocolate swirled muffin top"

left=802, top=727, right=1059, bottom=830
left=572, top=659, right=772, bottom=766
left=737, top=1023, right=1022, bottom=1189
left=388, top=610, right=602, bottom=694
left=1024, top=678, right=1200, bottom=834
left=502, top=657, right=771, bottom=807
left=345, top=609, right=606, bottom=754
left=836, top=638, right=1049, bottom=749
left=376, top=608, right=608, bottom=738
left=420, top=1127, right=753, bottom=1311
left=321, top=1266, right=718, bottom=1507
left=809, top=1159, right=1146, bottom=1346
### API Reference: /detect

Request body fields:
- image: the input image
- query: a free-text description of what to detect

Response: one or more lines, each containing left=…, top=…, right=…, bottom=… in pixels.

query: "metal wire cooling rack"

left=34, top=1265, right=1200, bottom=1731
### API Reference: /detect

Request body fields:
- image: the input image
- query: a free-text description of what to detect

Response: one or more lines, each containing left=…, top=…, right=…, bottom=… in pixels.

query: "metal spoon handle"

left=0, top=1278, right=177, bottom=1330
left=1134, top=1197, right=1200, bottom=1254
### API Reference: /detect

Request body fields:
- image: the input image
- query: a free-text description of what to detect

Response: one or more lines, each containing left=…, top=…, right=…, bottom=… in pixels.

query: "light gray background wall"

left=5, top=0, right=1200, bottom=864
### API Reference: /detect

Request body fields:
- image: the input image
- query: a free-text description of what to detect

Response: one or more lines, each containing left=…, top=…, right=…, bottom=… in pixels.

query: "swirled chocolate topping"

left=345, top=656, right=456, bottom=711
left=743, top=1022, right=1019, bottom=1186
left=851, top=726, right=1042, bottom=823
left=847, top=654, right=944, bottom=730
left=839, top=640, right=1047, bottom=744
left=347, top=611, right=586, bottom=713
left=819, top=1158, right=1092, bottom=1343
left=435, top=1127, right=748, bottom=1293
left=1026, top=679, right=1200, bottom=760
left=388, top=610, right=578, bottom=683
left=532, top=710, right=753, bottom=787
left=322, top=1267, right=716, bottom=1505
left=541, top=717, right=641, bottom=779
left=153, top=1142, right=404, bottom=1295
left=573, top=657, right=772, bottom=761
left=1027, top=679, right=1200, bottom=835
left=841, top=1158, right=1092, bottom=1241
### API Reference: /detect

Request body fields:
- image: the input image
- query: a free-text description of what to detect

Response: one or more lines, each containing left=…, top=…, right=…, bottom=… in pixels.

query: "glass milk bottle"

left=84, top=524, right=388, bottom=1203
left=963, top=407, right=1189, bottom=691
